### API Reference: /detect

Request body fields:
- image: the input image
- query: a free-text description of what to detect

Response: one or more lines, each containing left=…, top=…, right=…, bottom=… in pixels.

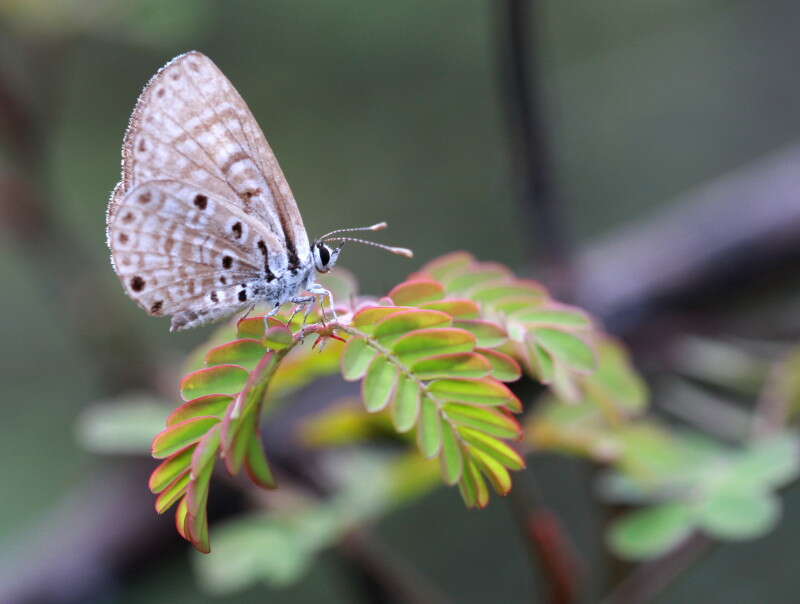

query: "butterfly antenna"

left=318, top=222, right=388, bottom=241
left=325, top=236, right=413, bottom=258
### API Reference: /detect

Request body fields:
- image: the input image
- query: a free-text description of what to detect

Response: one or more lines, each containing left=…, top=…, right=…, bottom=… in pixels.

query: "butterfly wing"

left=108, top=51, right=310, bottom=270
left=108, top=180, right=287, bottom=330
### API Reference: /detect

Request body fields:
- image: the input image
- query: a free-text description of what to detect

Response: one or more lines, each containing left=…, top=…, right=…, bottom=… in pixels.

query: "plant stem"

left=334, top=324, right=441, bottom=403
left=233, top=324, right=323, bottom=419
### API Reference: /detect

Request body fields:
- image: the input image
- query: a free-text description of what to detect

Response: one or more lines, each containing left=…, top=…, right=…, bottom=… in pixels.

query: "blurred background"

left=3, top=1, right=800, bottom=602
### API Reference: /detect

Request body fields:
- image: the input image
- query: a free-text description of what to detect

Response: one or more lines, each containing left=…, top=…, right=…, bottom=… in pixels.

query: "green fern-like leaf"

left=337, top=299, right=526, bottom=506
left=416, top=252, right=598, bottom=402
left=148, top=253, right=606, bottom=551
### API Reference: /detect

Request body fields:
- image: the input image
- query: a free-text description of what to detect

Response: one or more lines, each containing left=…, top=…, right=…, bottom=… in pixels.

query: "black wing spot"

left=118, top=233, right=129, bottom=244
left=222, top=255, right=233, bottom=269
left=231, top=221, right=242, bottom=238
left=219, top=276, right=227, bottom=285
left=131, top=276, right=145, bottom=292
left=122, top=212, right=134, bottom=223
left=194, top=194, right=208, bottom=210
left=210, top=291, right=219, bottom=303
left=150, top=300, right=163, bottom=314
left=138, top=192, right=151, bottom=204
left=238, top=290, right=247, bottom=302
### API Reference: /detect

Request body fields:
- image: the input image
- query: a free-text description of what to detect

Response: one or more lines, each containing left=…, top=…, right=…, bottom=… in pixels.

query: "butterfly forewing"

left=111, top=51, right=309, bottom=258
left=107, top=52, right=314, bottom=330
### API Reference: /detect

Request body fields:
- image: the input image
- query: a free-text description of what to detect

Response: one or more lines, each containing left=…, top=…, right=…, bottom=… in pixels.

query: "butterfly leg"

left=308, top=284, right=337, bottom=323
left=262, top=302, right=283, bottom=330
left=288, top=295, right=314, bottom=326
left=240, top=304, right=256, bottom=321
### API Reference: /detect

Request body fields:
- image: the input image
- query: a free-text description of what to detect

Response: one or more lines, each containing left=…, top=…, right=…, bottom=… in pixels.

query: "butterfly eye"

left=314, top=243, right=333, bottom=272
left=318, top=244, right=331, bottom=266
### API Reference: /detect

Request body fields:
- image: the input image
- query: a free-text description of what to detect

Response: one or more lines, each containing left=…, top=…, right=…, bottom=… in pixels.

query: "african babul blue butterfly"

left=106, top=51, right=412, bottom=331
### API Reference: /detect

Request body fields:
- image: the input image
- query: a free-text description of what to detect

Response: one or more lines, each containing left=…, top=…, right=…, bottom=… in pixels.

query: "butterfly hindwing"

left=108, top=180, right=289, bottom=327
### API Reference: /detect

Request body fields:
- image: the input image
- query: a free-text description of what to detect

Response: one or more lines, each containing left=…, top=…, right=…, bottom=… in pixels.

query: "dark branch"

left=339, top=528, right=453, bottom=604
left=576, top=143, right=800, bottom=333
left=601, top=534, right=714, bottom=604
left=497, top=0, right=573, bottom=288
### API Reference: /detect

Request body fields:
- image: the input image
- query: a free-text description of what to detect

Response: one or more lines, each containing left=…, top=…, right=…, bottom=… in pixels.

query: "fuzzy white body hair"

left=169, top=261, right=317, bottom=331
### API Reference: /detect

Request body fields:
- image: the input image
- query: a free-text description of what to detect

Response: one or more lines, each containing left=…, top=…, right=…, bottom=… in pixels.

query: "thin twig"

left=497, top=0, right=572, bottom=289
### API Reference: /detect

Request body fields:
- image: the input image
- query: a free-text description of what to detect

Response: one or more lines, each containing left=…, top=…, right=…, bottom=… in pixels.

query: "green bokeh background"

left=3, top=1, right=800, bottom=601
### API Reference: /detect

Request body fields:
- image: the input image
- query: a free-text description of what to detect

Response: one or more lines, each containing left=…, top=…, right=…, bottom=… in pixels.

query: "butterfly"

left=106, top=51, right=412, bottom=332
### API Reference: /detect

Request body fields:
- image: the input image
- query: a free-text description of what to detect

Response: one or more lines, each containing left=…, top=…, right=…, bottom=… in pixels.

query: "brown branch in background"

left=575, top=143, right=800, bottom=334
left=496, top=0, right=573, bottom=291
left=600, top=534, right=714, bottom=604
left=340, top=528, right=454, bottom=604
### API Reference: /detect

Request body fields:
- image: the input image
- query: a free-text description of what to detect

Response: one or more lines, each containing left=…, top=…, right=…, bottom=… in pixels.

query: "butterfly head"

left=314, top=222, right=413, bottom=275
left=313, top=241, right=341, bottom=273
